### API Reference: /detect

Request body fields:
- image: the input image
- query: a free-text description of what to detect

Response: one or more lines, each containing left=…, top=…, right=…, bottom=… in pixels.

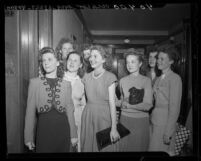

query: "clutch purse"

left=96, top=123, right=130, bottom=151
left=128, top=86, right=144, bottom=105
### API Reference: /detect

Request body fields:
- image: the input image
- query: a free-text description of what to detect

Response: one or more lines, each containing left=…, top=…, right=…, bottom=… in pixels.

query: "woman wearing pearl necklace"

left=80, top=45, right=120, bottom=152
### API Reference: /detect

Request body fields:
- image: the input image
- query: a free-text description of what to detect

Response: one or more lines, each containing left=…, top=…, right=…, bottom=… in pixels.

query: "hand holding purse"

left=96, top=123, right=130, bottom=151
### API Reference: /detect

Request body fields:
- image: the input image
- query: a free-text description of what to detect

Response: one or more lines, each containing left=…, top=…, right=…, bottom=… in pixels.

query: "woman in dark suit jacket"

left=24, top=47, right=78, bottom=153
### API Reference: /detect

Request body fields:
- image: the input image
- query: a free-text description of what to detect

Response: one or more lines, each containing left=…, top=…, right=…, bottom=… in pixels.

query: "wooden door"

left=5, top=9, right=53, bottom=153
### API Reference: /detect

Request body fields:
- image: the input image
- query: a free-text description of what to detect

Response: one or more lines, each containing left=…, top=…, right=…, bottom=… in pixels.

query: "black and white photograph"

left=2, top=0, right=200, bottom=159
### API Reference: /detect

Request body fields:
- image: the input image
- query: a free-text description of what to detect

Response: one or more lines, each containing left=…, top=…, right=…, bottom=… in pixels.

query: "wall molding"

left=91, top=30, right=169, bottom=36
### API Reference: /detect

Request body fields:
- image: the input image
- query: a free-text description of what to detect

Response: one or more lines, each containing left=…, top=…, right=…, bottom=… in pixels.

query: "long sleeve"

left=165, top=75, right=182, bottom=137
left=65, top=83, right=78, bottom=138
left=24, top=79, right=37, bottom=144
left=128, top=78, right=153, bottom=111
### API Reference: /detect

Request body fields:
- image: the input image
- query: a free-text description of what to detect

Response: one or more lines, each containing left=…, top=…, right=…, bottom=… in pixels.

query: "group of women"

left=24, top=38, right=182, bottom=155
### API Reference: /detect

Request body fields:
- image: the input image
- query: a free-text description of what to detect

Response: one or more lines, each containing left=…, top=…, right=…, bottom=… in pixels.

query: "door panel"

left=5, top=10, right=53, bottom=153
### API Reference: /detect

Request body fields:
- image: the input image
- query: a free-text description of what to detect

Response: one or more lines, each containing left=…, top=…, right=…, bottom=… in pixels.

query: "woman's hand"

left=77, top=97, right=85, bottom=107
left=71, top=138, right=78, bottom=147
left=115, top=98, right=122, bottom=107
left=25, top=142, right=35, bottom=151
left=110, top=128, right=120, bottom=143
left=163, top=134, right=172, bottom=145
left=121, top=98, right=129, bottom=109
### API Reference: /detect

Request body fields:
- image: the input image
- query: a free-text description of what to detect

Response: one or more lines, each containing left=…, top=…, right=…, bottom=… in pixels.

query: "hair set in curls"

left=124, top=48, right=147, bottom=75
left=90, top=45, right=114, bottom=72
left=66, top=51, right=85, bottom=78
left=38, top=47, right=64, bottom=78
left=146, top=46, right=161, bottom=77
left=157, top=44, right=180, bottom=73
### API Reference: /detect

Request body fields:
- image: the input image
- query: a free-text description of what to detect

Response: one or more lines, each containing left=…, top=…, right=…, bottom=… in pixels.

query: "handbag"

left=128, top=86, right=144, bottom=105
left=96, top=123, right=130, bottom=151
left=174, top=123, right=191, bottom=155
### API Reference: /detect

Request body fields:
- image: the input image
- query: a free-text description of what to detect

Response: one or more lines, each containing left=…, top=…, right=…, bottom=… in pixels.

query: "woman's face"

left=83, top=49, right=91, bottom=60
left=157, top=52, right=173, bottom=71
left=149, top=52, right=157, bottom=68
left=42, top=52, right=59, bottom=74
left=61, top=43, right=74, bottom=60
left=67, top=54, right=82, bottom=73
left=89, top=50, right=105, bottom=69
left=126, top=55, right=142, bottom=74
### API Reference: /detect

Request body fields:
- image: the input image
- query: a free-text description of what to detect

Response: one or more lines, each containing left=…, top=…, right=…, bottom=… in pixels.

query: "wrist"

left=111, top=124, right=117, bottom=131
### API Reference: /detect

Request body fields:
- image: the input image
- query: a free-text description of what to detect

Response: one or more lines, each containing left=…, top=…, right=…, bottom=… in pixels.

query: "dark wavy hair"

left=90, top=45, right=113, bottom=71
left=147, top=47, right=161, bottom=77
left=124, top=48, right=147, bottom=75
left=38, top=47, right=64, bottom=78
left=66, top=51, right=85, bottom=78
left=157, top=44, right=180, bottom=72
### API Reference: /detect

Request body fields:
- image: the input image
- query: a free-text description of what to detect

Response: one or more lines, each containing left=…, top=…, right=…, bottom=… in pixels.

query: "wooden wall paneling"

left=38, top=10, right=53, bottom=49
left=28, top=10, right=39, bottom=79
left=16, top=10, right=52, bottom=153
left=5, top=10, right=21, bottom=153
left=19, top=10, right=32, bottom=153
left=19, top=10, right=39, bottom=153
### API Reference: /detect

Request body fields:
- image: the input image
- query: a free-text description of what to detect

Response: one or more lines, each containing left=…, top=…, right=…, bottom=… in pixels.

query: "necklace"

left=92, top=70, right=105, bottom=79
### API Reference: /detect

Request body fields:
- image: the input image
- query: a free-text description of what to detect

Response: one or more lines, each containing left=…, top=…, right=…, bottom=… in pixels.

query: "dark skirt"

left=36, top=107, right=71, bottom=153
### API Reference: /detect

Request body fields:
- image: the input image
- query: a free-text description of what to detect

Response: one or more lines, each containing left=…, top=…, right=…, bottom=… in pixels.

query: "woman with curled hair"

left=24, top=47, right=78, bottom=153
left=148, top=44, right=182, bottom=156
left=82, top=44, right=93, bottom=73
left=80, top=45, right=120, bottom=152
left=119, top=48, right=153, bottom=151
left=55, top=38, right=75, bottom=61
left=55, top=38, right=75, bottom=74
left=146, top=46, right=161, bottom=87
left=64, top=51, right=86, bottom=152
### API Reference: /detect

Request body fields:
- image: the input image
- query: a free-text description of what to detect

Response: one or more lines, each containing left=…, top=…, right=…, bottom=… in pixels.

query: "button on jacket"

left=24, top=77, right=77, bottom=144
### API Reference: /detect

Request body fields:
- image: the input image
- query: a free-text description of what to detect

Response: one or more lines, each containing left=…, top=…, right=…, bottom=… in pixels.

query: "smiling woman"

left=24, top=47, right=78, bottom=153
left=63, top=51, right=86, bottom=152
left=3, top=3, right=195, bottom=156
left=80, top=45, right=120, bottom=152
left=118, top=49, right=153, bottom=152
left=149, top=44, right=182, bottom=156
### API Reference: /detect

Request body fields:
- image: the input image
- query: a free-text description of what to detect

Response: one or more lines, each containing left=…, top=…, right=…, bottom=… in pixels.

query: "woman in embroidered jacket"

left=24, top=47, right=78, bottom=153
left=119, top=49, right=153, bottom=151
left=63, top=51, right=86, bottom=152
left=148, top=44, right=182, bottom=156
left=80, top=45, right=120, bottom=152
